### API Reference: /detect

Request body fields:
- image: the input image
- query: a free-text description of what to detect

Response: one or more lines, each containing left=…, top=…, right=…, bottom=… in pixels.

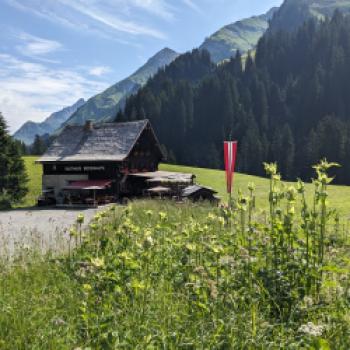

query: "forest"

left=118, top=11, right=350, bottom=184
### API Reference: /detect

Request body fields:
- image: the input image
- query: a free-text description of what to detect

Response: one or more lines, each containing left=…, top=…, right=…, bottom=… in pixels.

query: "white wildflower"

left=298, top=322, right=325, bottom=337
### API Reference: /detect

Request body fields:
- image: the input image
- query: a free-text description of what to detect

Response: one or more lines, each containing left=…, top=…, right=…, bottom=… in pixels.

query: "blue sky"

left=0, top=0, right=283, bottom=133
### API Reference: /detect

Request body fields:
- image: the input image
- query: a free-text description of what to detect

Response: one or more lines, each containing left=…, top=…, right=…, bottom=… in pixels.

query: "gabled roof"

left=37, top=120, right=158, bottom=163
left=182, top=185, right=217, bottom=197
left=129, top=171, right=195, bottom=184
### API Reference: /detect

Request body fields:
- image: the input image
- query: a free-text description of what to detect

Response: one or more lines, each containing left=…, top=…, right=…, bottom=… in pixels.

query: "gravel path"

left=0, top=207, right=105, bottom=258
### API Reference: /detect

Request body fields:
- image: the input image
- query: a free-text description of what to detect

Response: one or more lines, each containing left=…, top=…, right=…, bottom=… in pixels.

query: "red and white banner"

left=224, top=141, right=238, bottom=195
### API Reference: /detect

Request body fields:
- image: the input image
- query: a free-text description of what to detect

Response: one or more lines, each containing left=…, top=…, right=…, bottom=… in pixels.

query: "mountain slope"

left=269, top=0, right=350, bottom=33
left=61, top=48, right=179, bottom=128
left=200, top=7, right=278, bottom=63
left=118, top=12, right=350, bottom=184
left=13, top=98, right=85, bottom=145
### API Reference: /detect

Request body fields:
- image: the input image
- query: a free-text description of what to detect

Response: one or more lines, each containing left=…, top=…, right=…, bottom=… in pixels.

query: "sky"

left=0, top=0, right=283, bottom=133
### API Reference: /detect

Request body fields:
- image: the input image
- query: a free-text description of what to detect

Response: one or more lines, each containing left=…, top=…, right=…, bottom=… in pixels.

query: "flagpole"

left=224, top=141, right=237, bottom=207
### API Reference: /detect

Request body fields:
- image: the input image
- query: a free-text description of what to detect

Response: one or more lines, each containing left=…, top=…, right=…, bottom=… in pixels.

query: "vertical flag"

left=224, top=141, right=238, bottom=195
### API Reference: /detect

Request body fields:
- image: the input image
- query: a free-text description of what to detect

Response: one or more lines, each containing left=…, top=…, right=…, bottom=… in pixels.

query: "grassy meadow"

left=0, top=158, right=348, bottom=348
left=161, top=163, right=350, bottom=220
left=19, top=156, right=42, bottom=208
left=20, top=157, right=350, bottom=220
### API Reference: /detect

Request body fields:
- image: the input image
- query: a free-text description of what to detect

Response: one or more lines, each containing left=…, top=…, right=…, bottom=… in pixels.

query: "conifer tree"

left=0, top=113, right=28, bottom=208
left=32, top=135, right=46, bottom=155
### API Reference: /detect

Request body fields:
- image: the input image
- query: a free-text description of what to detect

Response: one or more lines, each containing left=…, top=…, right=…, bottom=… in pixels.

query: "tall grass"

left=0, top=160, right=349, bottom=349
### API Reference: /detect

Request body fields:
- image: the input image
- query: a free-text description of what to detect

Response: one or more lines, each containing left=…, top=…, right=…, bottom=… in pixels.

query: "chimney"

left=85, top=120, right=93, bottom=131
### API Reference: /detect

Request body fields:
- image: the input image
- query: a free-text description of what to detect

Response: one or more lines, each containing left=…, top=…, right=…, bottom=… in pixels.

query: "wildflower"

left=218, top=216, right=225, bottom=227
left=193, top=266, right=207, bottom=276
left=52, top=317, right=66, bottom=326
left=185, top=243, right=196, bottom=252
left=91, top=257, right=105, bottom=268
left=273, top=174, right=281, bottom=181
left=298, top=322, right=325, bottom=337
left=211, top=245, right=224, bottom=254
left=145, top=210, right=153, bottom=217
left=83, top=284, right=92, bottom=291
left=159, top=212, right=167, bottom=221
left=264, top=162, right=277, bottom=176
left=248, top=182, right=255, bottom=191
left=297, top=179, right=305, bottom=194
left=238, top=247, right=252, bottom=263
left=76, top=214, right=84, bottom=224
left=143, top=235, right=154, bottom=249
left=94, top=213, right=102, bottom=222
left=286, top=186, right=297, bottom=201
left=300, top=296, right=314, bottom=309
left=336, top=285, right=345, bottom=297
left=131, top=279, right=146, bottom=291
left=69, top=228, right=77, bottom=237
left=288, top=206, right=295, bottom=216
left=219, top=255, right=235, bottom=266
left=208, top=279, right=218, bottom=299
left=207, top=213, right=216, bottom=221
left=89, top=223, right=98, bottom=231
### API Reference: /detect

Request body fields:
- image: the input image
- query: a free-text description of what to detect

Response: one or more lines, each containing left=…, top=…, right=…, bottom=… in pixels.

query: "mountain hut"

left=36, top=119, right=167, bottom=206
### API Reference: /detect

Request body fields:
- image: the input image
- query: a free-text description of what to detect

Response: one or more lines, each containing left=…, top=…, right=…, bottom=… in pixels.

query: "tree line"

left=16, top=134, right=51, bottom=156
left=117, top=11, right=350, bottom=184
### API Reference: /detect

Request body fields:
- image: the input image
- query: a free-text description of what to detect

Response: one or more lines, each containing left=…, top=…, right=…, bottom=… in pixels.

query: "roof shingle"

left=37, top=120, right=149, bottom=163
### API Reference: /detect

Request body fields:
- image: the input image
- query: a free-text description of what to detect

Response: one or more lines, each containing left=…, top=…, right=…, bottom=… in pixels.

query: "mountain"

left=13, top=98, right=85, bottom=145
left=200, top=7, right=278, bottom=63
left=269, top=0, right=350, bottom=33
left=60, top=48, right=179, bottom=128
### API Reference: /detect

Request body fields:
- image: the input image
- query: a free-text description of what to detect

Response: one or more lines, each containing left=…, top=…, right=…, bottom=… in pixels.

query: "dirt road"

left=0, top=207, right=103, bottom=258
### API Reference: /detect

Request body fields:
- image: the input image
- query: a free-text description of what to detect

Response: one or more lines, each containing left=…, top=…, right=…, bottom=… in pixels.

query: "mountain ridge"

left=268, top=0, right=350, bottom=33
left=13, top=98, right=85, bottom=145
left=60, top=47, right=179, bottom=128
left=199, top=7, right=278, bottom=63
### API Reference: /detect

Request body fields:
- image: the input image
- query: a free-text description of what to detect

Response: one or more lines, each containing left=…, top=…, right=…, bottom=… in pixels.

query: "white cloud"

left=16, top=32, right=62, bottom=56
left=118, top=0, right=174, bottom=20
left=5, top=0, right=169, bottom=40
left=181, top=0, right=202, bottom=14
left=0, top=54, right=109, bottom=133
left=61, top=0, right=167, bottom=39
left=88, top=65, right=112, bottom=77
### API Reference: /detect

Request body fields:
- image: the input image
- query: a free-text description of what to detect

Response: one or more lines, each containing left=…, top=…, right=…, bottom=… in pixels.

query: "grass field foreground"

left=1, top=162, right=350, bottom=348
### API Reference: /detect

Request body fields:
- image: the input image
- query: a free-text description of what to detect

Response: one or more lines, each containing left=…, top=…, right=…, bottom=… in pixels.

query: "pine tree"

left=32, top=135, right=46, bottom=155
left=279, top=124, right=295, bottom=179
left=6, top=140, right=28, bottom=202
left=0, top=114, right=10, bottom=195
left=0, top=113, right=28, bottom=208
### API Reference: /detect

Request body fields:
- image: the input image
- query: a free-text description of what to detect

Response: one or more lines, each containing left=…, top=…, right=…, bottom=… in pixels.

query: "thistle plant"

left=77, top=213, right=85, bottom=244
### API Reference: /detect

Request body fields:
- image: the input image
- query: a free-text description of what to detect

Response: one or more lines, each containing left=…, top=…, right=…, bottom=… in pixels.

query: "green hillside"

left=200, top=7, right=277, bottom=63
left=269, top=0, right=350, bottom=33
